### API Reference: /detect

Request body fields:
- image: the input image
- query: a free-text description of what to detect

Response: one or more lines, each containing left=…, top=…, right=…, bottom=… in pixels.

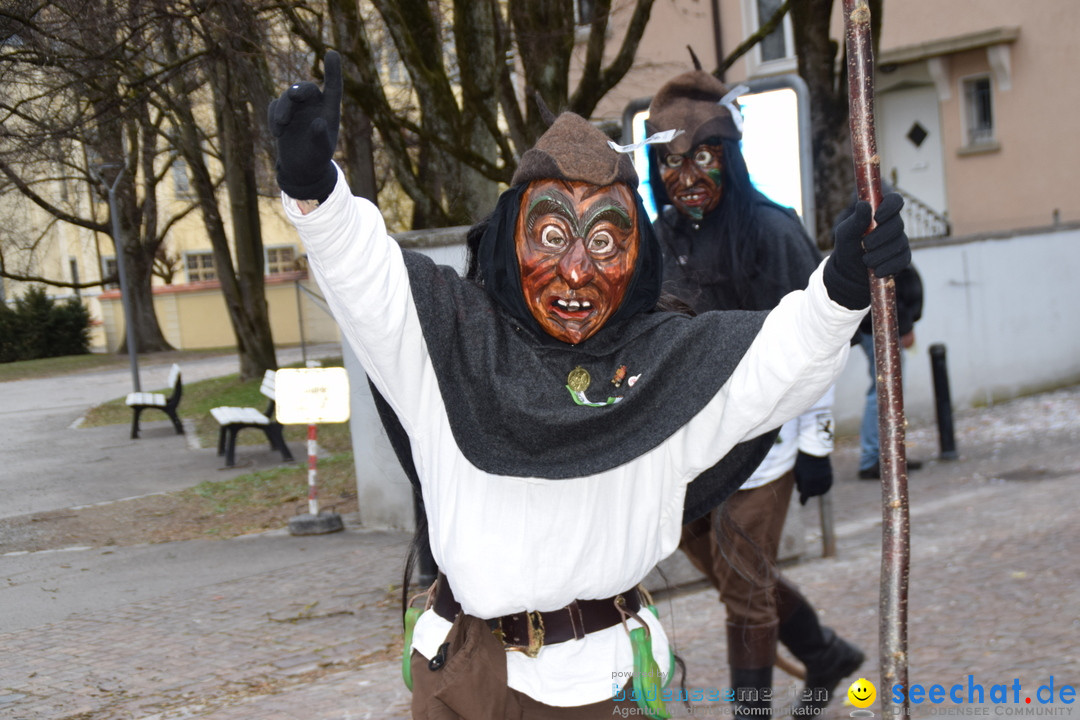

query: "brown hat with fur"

left=511, top=112, right=638, bottom=188
left=645, top=70, right=742, bottom=156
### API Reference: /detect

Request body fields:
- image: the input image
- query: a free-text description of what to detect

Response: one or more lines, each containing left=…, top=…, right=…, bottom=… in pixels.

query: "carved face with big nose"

left=515, top=179, right=639, bottom=345
left=660, top=142, right=724, bottom=220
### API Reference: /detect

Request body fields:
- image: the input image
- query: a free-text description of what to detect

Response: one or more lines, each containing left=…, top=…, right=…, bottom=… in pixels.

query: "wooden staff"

left=842, top=1, right=911, bottom=716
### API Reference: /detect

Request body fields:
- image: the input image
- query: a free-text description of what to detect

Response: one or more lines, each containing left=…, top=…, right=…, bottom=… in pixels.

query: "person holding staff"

left=269, top=51, right=909, bottom=719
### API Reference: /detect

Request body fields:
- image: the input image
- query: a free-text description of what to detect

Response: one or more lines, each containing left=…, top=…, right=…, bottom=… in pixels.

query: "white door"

left=877, top=84, right=948, bottom=226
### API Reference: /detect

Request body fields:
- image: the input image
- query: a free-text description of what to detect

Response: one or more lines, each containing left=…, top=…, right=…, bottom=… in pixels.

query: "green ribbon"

left=402, top=606, right=422, bottom=691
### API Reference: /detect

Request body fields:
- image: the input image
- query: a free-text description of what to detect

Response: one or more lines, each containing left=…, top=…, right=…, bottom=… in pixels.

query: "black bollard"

left=929, top=343, right=959, bottom=460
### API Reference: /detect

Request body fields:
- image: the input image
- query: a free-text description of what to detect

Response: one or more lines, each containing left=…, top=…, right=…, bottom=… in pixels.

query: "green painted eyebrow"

left=581, top=205, right=632, bottom=235
left=525, top=190, right=631, bottom=236
left=525, top=193, right=575, bottom=233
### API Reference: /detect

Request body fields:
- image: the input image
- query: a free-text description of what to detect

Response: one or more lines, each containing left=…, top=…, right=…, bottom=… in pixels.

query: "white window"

left=962, top=75, right=994, bottom=147
left=172, top=160, right=194, bottom=198
left=265, top=246, right=296, bottom=275
left=376, top=40, right=406, bottom=85
left=102, top=257, right=119, bottom=290
left=743, top=0, right=796, bottom=74
left=575, top=0, right=596, bottom=25
left=69, top=258, right=80, bottom=296
left=185, top=251, right=216, bottom=283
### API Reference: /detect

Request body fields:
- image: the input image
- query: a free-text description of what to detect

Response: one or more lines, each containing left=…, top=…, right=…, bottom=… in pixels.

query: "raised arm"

left=270, top=52, right=433, bottom=436
left=675, top=194, right=911, bottom=474
left=267, top=51, right=342, bottom=206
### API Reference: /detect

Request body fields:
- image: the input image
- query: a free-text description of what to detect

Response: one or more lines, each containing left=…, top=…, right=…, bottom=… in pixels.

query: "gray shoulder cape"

left=372, top=250, right=779, bottom=523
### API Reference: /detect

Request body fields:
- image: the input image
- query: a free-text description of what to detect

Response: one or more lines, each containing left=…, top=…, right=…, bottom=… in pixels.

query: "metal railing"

left=895, top=186, right=951, bottom=240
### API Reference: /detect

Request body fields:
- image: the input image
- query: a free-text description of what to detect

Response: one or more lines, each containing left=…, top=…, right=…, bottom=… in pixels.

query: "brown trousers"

left=409, top=613, right=627, bottom=720
left=679, top=471, right=795, bottom=629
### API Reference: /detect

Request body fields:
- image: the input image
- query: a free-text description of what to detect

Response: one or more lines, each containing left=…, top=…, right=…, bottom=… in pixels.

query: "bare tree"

left=2, top=0, right=286, bottom=376
left=789, top=0, right=882, bottom=248
left=0, top=0, right=177, bottom=351
left=718, top=0, right=883, bottom=248
left=144, top=0, right=281, bottom=378
left=281, top=0, right=657, bottom=229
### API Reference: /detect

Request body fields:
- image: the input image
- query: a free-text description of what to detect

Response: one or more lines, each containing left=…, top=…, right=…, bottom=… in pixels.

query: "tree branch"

left=0, top=161, right=108, bottom=234
left=718, top=0, right=791, bottom=75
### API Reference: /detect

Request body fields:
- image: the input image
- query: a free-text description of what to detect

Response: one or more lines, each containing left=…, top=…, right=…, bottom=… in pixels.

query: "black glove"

left=794, top=451, right=833, bottom=505
left=267, top=50, right=342, bottom=203
left=823, top=192, right=911, bottom=310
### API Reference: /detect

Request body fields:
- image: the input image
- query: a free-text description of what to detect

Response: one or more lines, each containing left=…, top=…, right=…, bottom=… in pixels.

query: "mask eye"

left=588, top=230, right=614, bottom=255
left=663, top=154, right=683, bottom=169
left=540, top=224, right=567, bottom=249
left=694, top=148, right=714, bottom=167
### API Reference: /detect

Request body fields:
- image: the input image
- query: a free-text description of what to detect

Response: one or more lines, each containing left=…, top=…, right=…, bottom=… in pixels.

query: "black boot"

left=727, top=621, right=778, bottom=719
left=776, top=579, right=865, bottom=715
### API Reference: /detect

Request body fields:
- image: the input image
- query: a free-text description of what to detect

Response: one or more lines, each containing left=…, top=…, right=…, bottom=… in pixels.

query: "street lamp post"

left=96, top=164, right=141, bottom=392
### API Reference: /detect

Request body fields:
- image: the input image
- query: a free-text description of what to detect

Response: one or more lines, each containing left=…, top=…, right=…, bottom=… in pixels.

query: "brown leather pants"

left=680, top=471, right=795, bottom=628
left=409, top=613, right=626, bottom=720
left=680, top=472, right=796, bottom=668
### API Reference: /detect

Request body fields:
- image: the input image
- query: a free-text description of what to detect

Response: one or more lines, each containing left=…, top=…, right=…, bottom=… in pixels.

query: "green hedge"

left=0, top=287, right=91, bottom=363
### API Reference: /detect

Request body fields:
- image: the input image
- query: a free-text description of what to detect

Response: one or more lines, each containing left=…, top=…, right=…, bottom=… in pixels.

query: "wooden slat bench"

left=210, top=369, right=295, bottom=467
left=125, top=363, right=184, bottom=439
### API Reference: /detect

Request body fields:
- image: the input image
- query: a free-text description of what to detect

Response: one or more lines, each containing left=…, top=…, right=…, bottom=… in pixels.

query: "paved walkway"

left=0, top=344, right=343, bottom=521
left=1, top=386, right=1078, bottom=719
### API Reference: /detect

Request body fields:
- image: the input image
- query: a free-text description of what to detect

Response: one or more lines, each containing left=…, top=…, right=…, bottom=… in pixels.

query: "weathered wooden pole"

left=842, top=1, right=911, bottom=716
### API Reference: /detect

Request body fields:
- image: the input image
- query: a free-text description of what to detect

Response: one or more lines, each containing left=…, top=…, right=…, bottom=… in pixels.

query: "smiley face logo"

left=848, top=677, right=877, bottom=708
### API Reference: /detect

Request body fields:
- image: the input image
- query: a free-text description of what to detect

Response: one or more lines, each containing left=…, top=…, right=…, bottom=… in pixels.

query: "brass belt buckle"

left=505, top=610, right=545, bottom=658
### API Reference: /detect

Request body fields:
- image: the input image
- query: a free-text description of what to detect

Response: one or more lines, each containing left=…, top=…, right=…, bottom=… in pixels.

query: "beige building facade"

left=593, top=0, right=1078, bottom=239
left=6, top=2, right=1074, bottom=357
left=0, top=170, right=316, bottom=353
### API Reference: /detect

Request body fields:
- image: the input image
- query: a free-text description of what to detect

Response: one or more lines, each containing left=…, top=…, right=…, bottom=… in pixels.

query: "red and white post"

left=278, top=364, right=348, bottom=536
left=307, top=423, right=320, bottom=516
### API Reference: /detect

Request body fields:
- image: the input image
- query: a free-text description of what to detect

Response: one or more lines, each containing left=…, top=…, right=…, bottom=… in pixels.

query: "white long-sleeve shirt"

left=740, top=385, right=836, bottom=489
left=283, top=166, right=865, bottom=707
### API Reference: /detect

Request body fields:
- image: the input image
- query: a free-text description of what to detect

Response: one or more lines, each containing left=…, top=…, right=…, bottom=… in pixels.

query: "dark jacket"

left=653, top=202, right=822, bottom=314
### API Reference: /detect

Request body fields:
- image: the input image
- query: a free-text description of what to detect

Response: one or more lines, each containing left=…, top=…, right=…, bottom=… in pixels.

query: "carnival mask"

left=660, top=142, right=724, bottom=220
left=515, top=179, right=639, bottom=344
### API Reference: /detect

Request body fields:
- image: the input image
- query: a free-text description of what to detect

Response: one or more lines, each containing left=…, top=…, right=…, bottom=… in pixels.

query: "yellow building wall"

left=98, top=272, right=339, bottom=352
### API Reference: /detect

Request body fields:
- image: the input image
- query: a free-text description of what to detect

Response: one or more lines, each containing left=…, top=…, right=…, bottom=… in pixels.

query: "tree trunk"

left=101, top=124, right=172, bottom=354
left=791, top=0, right=854, bottom=249
left=220, top=89, right=277, bottom=379
left=452, top=0, right=501, bottom=221
left=509, top=0, right=574, bottom=138
left=790, top=0, right=883, bottom=248
left=340, top=103, right=379, bottom=204
left=209, top=0, right=278, bottom=379
left=328, top=0, right=379, bottom=204
left=115, top=232, right=173, bottom=353
left=159, top=10, right=276, bottom=380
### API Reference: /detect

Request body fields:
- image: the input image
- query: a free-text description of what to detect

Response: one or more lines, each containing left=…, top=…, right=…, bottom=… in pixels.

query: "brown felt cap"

left=646, top=70, right=741, bottom=156
left=511, top=112, right=638, bottom=188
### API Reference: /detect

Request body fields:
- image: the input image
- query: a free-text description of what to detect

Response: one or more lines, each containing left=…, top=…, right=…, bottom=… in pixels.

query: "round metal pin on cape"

left=567, top=366, right=591, bottom=393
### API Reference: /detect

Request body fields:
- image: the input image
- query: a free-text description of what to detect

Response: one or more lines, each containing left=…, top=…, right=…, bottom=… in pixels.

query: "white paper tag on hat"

left=607, top=128, right=684, bottom=154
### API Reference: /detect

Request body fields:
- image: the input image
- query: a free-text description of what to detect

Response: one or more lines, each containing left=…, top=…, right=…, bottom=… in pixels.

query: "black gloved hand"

left=794, top=450, right=833, bottom=505
left=267, top=50, right=342, bottom=203
left=823, top=192, right=911, bottom=309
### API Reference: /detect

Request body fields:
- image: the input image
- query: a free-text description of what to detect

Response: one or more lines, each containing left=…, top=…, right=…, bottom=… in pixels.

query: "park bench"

left=125, top=363, right=184, bottom=439
left=210, top=369, right=295, bottom=468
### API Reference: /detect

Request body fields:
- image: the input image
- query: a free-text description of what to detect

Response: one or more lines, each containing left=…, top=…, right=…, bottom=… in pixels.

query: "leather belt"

left=432, top=573, right=642, bottom=657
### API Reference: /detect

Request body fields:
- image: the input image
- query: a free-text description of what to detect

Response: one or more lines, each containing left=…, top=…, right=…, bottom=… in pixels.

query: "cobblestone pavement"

left=2, top=387, right=1078, bottom=719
